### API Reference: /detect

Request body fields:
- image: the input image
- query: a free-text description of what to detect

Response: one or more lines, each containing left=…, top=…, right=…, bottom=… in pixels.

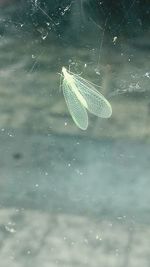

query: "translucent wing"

left=62, top=79, right=88, bottom=130
left=73, top=74, right=112, bottom=118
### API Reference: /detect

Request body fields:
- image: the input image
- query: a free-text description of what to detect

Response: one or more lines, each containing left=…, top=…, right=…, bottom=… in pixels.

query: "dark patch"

left=13, top=152, right=23, bottom=160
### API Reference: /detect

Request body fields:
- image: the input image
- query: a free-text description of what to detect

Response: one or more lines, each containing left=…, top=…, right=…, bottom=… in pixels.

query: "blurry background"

left=0, top=0, right=150, bottom=266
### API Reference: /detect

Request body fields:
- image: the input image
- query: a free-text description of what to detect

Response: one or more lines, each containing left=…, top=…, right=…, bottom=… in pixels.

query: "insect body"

left=61, top=66, right=112, bottom=130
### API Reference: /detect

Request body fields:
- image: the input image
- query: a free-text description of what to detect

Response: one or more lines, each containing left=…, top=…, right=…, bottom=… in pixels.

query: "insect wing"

left=73, top=74, right=112, bottom=118
left=62, top=79, right=88, bottom=130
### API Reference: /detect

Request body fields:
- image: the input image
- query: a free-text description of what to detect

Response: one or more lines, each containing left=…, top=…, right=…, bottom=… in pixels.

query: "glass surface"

left=0, top=1, right=150, bottom=266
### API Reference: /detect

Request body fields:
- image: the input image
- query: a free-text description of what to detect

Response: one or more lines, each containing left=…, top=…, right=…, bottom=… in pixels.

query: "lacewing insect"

left=61, top=66, right=112, bottom=130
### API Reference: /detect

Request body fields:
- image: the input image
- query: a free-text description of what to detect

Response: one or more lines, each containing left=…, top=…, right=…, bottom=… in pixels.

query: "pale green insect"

left=61, top=66, right=112, bottom=130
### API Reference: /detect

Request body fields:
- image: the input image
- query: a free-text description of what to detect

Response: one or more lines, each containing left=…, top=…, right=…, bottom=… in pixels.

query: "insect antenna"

left=96, top=14, right=110, bottom=71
